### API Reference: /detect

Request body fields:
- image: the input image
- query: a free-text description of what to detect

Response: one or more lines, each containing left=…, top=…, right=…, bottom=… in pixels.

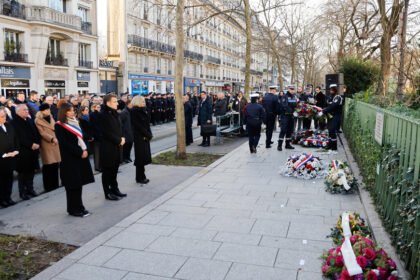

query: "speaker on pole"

left=325, top=73, right=344, bottom=96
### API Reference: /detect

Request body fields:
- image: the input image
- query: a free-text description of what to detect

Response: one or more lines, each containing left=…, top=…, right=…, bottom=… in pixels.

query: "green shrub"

left=339, top=57, right=380, bottom=95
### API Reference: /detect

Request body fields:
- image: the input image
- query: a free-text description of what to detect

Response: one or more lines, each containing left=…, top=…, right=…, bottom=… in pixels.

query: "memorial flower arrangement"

left=293, top=103, right=320, bottom=118
left=325, top=160, right=357, bottom=194
left=283, top=153, right=325, bottom=179
left=299, top=135, right=330, bottom=148
left=327, top=213, right=371, bottom=246
left=291, top=129, right=315, bottom=144
left=321, top=236, right=398, bottom=280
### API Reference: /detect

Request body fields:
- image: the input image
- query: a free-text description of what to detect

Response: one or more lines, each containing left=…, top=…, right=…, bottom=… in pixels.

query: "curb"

left=31, top=140, right=248, bottom=280
left=339, top=134, right=410, bottom=280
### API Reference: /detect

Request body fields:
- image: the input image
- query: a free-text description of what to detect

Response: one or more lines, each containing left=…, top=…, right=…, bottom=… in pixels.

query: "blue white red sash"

left=294, top=154, right=313, bottom=170
left=56, top=121, right=83, bottom=139
left=331, top=160, right=339, bottom=170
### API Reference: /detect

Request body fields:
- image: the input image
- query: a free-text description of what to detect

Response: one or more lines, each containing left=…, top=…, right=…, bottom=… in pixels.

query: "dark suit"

left=11, top=115, right=40, bottom=198
left=184, top=101, right=193, bottom=145
left=131, top=107, right=152, bottom=182
left=98, top=106, right=123, bottom=196
left=198, top=96, right=213, bottom=145
left=0, top=123, right=19, bottom=204
left=120, top=107, right=134, bottom=161
left=55, top=123, right=94, bottom=214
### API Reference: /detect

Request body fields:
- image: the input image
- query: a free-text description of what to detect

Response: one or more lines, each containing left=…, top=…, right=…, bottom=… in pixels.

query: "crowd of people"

left=0, top=84, right=343, bottom=214
left=0, top=91, right=153, bottom=217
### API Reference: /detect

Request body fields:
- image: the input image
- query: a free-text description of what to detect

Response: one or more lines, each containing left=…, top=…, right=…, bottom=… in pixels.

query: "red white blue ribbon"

left=294, top=154, right=313, bottom=170
left=57, top=121, right=83, bottom=139
left=331, top=160, right=339, bottom=170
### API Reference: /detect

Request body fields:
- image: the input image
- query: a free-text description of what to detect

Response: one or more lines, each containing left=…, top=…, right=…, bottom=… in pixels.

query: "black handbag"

left=201, top=124, right=217, bottom=136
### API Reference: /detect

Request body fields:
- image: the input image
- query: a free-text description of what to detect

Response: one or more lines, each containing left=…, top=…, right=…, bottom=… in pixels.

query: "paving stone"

left=104, top=249, right=187, bottom=278
left=217, top=194, right=259, bottom=205
left=122, top=273, right=172, bottom=280
left=79, top=246, right=121, bottom=266
left=287, top=221, right=330, bottom=241
left=57, top=263, right=127, bottom=280
left=159, top=213, right=213, bottom=229
left=251, top=219, right=290, bottom=237
left=287, top=198, right=340, bottom=209
left=125, top=223, right=176, bottom=236
left=146, top=236, right=221, bottom=258
left=105, top=231, right=158, bottom=250
left=275, top=248, right=324, bottom=272
left=205, top=216, right=256, bottom=233
left=251, top=211, right=324, bottom=224
left=136, top=211, right=170, bottom=225
left=298, top=271, right=324, bottom=280
left=224, top=263, right=296, bottom=280
left=189, top=193, right=221, bottom=202
left=204, top=201, right=268, bottom=211
left=171, top=228, right=218, bottom=241
left=213, top=232, right=262, bottom=246
left=260, top=236, right=331, bottom=252
left=213, top=243, right=278, bottom=266
left=211, top=182, right=245, bottom=191
left=206, top=208, right=252, bottom=218
left=165, top=198, right=206, bottom=207
left=174, top=258, right=231, bottom=280
left=156, top=204, right=209, bottom=215
left=298, top=207, right=332, bottom=217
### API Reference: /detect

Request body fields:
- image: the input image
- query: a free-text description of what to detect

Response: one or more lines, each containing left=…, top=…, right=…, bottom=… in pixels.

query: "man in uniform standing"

left=319, top=84, right=343, bottom=152
left=277, top=85, right=298, bottom=151
left=262, top=85, right=278, bottom=148
left=244, top=93, right=266, bottom=153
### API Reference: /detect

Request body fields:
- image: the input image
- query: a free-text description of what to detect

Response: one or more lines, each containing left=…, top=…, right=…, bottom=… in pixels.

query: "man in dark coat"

left=197, top=91, right=213, bottom=147
left=11, top=104, right=40, bottom=200
left=232, top=91, right=248, bottom=136
left=262, top=86, right=279, bottom=148
left=244, top=93, right=266, bottom=153
left=320, top=84, right=343, bottom=152
left=98, top=94, right=127, bottom=200
left=0, top=108, right=19, bottom=207
left=277, top=85, right=298, bottom=151
left=120, top=99, right=134, bottom=163
left=89, top=103, right=102, bottom=172
left=184, top=95, right=194, bottom=145
left=314, top=86, right=327, bottom=130
left=213, top=93, right=227, bottom=117
left=131, top=96, right=153, bottom=184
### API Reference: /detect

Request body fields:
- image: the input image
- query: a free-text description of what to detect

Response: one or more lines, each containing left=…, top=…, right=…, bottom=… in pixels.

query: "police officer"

left=319, top=84, right=342, bottom=151
left=244, top=93, right=266, bottom=153
left=277, top=85, right=298, bottom=151
left=262, top=85, right=278, bottom=148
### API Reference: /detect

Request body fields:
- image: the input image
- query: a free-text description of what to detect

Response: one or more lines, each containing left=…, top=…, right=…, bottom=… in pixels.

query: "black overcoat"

left=55, top=123, right=94, bottom=188
left=120, top=107, right=134, bottom=143
left=98, top=106, right=123, bottom=168
left=130, top=107, right=152, bottom=166
left=11, top=116, right=40, bottom=172
left=0, top=122, right=19, bottom=172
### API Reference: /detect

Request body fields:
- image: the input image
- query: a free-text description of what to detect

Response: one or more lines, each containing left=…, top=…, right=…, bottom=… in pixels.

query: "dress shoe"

left=6, top=199, right=16, bottom=206
left=203, top=143, right=210, bottom=147
left=266, top=144, right=271, bottom=148
left=198, top=142, right=205, bottom=146
left=0, top=201, right=10, bottom=208
left=69, top=211, right=90, bottom=218
left=105, top=193, right=121, bottom=201
left=112, top=189, right=127, bottom=197
left=270, top=141, right=274, bottom=144
left=137, top=178, right=150, bottom=184
left=20, top=194, right=31, bottom=201
left=82, top=210, right=91, bottom=217
left=27, top=190, right=38, bottom=197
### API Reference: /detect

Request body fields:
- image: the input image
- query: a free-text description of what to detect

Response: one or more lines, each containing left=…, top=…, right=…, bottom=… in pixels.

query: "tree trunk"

left=244, top=0, right=252, bottom=96
left=290, top=48, right=296, bottom=84
left=377, top=33, right=392, bottom=96
left=175, top=0, right=187, bottom=159
left=277, top=59, right=284, bottom=90
left=396, top=0, right=409, bottom=100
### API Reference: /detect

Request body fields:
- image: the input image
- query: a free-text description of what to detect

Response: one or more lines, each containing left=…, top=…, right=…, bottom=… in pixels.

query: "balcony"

left=205, top=55, right=221, bottom=65
left=168, top=70, right=172, bottom=75
left=3, top=52, right=28, bottom=63
left=0, top=0, right=25, bottom=19
left=128, top=35, right=176, bottom=55
left=78, top=60, right=93, bottom=68
left=81, top=21, right=92, bottom=35
left=157, top=69, right=161, bottom=74
left=144, top=67, right=148, bottom=73
left=26, top=6, right=81, bottom=31
left=45, top=55, right=68, bottom=66
left=184, top=50, right=203, bottom=61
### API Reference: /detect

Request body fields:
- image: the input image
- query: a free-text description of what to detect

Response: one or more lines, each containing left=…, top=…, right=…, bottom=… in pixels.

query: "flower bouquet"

left=327, top=212, right=371, bottom=246
left=299, top=134, right=330, bottom=148
left=321, top=236, right=398, bottom=280
left=282, top=153, right=325, bottom=179
left=291, top=129, right=316, bottom=144
left=325, top=160, right=357, bottom=194
left=293, top=103, right=320, bottom=118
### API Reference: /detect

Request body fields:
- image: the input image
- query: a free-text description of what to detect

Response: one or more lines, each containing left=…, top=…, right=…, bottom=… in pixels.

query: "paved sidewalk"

left=33, top=134, right=366, bottom=280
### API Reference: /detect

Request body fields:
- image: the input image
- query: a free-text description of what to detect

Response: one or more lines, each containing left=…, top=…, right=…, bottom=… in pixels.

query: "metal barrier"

left=215, top=111, right=241, bottom=144
left=344, top=99, right=419, bottom=279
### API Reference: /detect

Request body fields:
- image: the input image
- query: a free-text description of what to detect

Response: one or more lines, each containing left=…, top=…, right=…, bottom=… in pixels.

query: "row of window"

left=48, top=0, right=90, bottom=22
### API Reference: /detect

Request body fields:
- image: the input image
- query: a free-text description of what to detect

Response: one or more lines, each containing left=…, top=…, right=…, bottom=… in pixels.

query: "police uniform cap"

left=287, top=85, right=295, bottom=90
left=329, top=84, right=337, bottom=88
left=250, top=93, right=259, bottom=98
left=268, top=85, right=278, bottom=90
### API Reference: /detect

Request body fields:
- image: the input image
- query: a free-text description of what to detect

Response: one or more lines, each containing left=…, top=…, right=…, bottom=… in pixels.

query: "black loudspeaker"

left=325, top=73, right=344, bottom=95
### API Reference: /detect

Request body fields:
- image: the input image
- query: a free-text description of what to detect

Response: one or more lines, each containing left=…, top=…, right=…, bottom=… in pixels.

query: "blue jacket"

left=278, top=92, right=298, bottom=115
left=244, top=103, right=266, bottom=127
left=262, top=93, right=278, bottom=116
left=197, top=97, right=213, bottom=125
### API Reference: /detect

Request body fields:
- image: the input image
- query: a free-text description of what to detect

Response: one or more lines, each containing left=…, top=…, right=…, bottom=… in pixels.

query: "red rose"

left=356, top=256, right=368, bottom=268
left=387, top=259, right=397, bottom=269
left=340, top=270, right=352, bottom=280
left=363, top=248, right=377, bottom=261
left=326, top=255, right=334, bottom=265
left=378, top=267, right=388, bottom=279
left=350, top=235, right=358, bottom=244
left=367, top=270, right=378, bottom=280
left=321, top=264, right=330, bottom=274
left=387, top=275, right=398, bottom=280
left=336, top=256, right=344, bottom=267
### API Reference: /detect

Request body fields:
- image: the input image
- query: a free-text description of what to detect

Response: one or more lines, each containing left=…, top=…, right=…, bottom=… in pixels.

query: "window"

left=78, top=43, right=90, bottom=64
left=157, top=58, right=161, bottom=72
left=4, top=30, right=21, bottom=54
left=143, top=2, right=148, bottom=20
left=78, top=6, right=89, bottom=22
left=49, top=0, right=66, bottom=12
left=47, top=38, right=61, bottom=59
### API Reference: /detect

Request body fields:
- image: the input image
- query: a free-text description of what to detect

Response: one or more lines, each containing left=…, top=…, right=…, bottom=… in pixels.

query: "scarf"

left=65, top=117, right=87, bottom=151
left=43, top=116, right=51, bottom=123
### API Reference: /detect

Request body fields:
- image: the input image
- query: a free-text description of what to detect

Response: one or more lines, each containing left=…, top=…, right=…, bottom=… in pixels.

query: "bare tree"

left=396, top=0, right=409, bottom=99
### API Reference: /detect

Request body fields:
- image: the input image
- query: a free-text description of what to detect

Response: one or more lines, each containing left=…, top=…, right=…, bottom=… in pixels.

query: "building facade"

left=0, top=0, right=98, bottom=98
left=99, top=0, right=275, bottom=95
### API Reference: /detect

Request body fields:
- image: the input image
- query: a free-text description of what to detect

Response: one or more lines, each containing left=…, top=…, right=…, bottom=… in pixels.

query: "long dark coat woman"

left=55, top=120, right=94, bottom=216
left=131, top=106, right=152, bottom=183
left=197, top=94, right=213, bottom=146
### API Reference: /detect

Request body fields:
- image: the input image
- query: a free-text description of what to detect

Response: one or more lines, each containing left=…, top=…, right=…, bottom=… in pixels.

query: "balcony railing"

left=26, top=6, right=81, bottom=30
left=3, top=52, right=28, bottom=63
left=143, top=67, right=148, bottom=73
left=184, top=50, right=203, bottom=61
left=45, top=56, right=68, bottom=66
left=81, top=21, right=92, bottom=34
left=205, top=55, right=221, bottom=65
left=0, top=0, right=26, bottom=19
left=128, top=35, right=176, bottom=55
left=78, top=60, right=93, bottom=68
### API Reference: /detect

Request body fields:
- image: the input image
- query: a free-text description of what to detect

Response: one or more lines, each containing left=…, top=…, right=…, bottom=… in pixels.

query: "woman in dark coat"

left=55, top=103, right=94, bottom=217
left=119, top=99, right=134, bottom=163
left=197, top=91, right=213, bottom=147
left=183, top=95, right=193, bottom=145
left=78, top=105, right=94, bottom=154
left=130, top=95, right=152, bottom=184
